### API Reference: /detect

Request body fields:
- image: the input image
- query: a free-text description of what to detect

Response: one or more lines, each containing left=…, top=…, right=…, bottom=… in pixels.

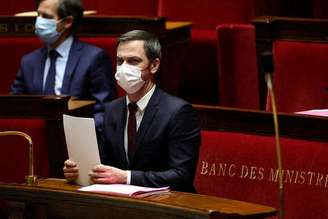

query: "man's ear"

left=150, top=58, right=160, bottom=74
left=63, top=16, right=73, bottom=29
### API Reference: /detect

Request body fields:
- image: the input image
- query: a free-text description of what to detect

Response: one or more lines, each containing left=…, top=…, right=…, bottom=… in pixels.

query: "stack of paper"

left=78, top=184, right=170, bottom=198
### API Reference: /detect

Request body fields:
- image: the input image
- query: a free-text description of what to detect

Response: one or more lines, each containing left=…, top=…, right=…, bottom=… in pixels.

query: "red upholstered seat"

left=217, top=24, right=259, bottom=109
left=0, top=37, right=41, bottom=94
left=158, top=0, right=255, bottom=104
left=195, top=130, right=328, bottom=219
left=83, top=0, right=158, bottom=16
left=267, top=40, right=328, bottom=112
left=0, top=119, right=49, bottom=183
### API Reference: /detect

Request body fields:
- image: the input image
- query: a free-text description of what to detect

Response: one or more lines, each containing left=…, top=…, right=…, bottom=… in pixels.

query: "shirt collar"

left=48, top=35, right=73, bottom=58
left=126, top=85, right=156, bottom=112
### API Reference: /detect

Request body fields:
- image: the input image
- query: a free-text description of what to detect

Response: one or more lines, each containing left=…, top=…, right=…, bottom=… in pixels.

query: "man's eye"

left=128, top=59, right=140, bottom=65
left=116, top=59, right=123, bottom=65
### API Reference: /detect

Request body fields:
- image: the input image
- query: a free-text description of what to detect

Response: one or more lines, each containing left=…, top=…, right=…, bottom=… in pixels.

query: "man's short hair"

left=38, top=0, right=84, bottom=29
left=118, top=30, right=162, bottom=62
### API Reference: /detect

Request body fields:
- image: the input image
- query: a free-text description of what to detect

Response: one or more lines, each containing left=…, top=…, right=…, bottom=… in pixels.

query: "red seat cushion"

left=195, top=130, right=328, bottom=219
left=267, top=40, right=328, bottom=112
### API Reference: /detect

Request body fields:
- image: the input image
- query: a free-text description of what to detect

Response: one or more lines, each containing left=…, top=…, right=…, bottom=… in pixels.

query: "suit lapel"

left=61, top=39, right=83, bottom=94
left=33, top=47, right=47, bottom=93
left=132, top=88, right=161, bottom=162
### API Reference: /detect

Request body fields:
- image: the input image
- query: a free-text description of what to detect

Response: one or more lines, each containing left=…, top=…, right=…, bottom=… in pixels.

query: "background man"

left=11, top=0, right=117, bottom=129
left=64, top=30, right=201, bottom=192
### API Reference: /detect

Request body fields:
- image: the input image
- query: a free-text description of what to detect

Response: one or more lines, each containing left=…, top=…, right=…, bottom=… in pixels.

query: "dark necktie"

left=128, top=102, right=138, bottom=162
left=43, top=50, right=59, bottom=95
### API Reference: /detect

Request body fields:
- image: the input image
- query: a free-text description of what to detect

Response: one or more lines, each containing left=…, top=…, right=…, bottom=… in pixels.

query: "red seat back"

left=0, top=37, right=41, bottom=94
left=267, top=40, right=328, bottom=112
left=195, top=130, right=328, bottom=219
left=217, top=24, right=259, bottom=109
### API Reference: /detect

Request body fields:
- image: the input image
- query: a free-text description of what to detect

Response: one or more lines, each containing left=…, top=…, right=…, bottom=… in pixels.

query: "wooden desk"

left=194, top=104, right=328, bottom=141
left=0, top=178, right=276, bottom=219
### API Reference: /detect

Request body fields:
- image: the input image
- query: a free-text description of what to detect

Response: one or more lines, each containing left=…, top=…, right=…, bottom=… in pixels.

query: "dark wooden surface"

left=194, top=104, right=328, bottom=142
left=0, top=15, right=166, bottom=36
left=0, top=178, right=276, bottom=219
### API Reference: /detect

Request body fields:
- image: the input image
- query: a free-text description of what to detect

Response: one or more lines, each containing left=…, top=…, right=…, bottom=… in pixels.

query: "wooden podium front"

left=0, top=178, right=276, bottom=219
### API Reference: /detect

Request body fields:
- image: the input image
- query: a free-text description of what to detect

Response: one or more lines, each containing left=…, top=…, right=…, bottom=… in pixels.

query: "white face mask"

left=115, top=63, right=146, bottom=94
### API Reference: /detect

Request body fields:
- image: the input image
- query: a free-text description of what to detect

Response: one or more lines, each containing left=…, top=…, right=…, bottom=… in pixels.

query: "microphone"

left=0, top=131, right=37, bottom=186
left=261, top=51, right=284, bottom=219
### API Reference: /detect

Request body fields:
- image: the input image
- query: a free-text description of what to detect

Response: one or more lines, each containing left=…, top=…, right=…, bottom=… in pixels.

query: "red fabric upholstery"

left=267, top=40, right=328, bottom=112
left=0, top=37, right=41, bottom=94
left=0, top=119, right=49, bottom=183
left=83, top=0, right=158, bottom=16
left=158, top=0, right=255, bottom=28
left=195, top=130, right=328, bottom=219
left=180, top=29, right=219, bottom=104
left=217, top=24, right=259, bottom=109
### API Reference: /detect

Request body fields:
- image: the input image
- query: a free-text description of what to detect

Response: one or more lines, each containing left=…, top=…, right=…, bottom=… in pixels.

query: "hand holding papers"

left=63, top=114, right=101, bottom=186
left=79, top=184, right=170, bottom=198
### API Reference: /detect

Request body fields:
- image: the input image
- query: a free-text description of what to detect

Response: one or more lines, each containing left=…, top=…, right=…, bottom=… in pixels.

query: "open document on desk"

left=63, top=114, right=101, bottom=186
left=79, top=184, right=170, bottom=198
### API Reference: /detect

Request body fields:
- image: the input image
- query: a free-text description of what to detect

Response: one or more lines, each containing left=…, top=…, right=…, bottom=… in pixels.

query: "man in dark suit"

left=11, top=0, right=116, bottom=128
left=64, top=30, right=201, bottom=192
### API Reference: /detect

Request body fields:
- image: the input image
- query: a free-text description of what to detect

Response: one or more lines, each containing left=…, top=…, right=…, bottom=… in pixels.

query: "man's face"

left=117, top=40, right=156, bottom=81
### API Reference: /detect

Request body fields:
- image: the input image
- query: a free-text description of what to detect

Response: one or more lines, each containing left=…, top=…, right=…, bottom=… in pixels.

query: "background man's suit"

left=11, top=38, right=117, bottom=127
left=100, top=87, right=201, bottom=192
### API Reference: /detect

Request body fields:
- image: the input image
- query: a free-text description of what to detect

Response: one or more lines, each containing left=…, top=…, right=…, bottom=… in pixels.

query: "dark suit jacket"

left=100, top=87, right=201, bottom=192
left=11, top=38, right=117, bottom=127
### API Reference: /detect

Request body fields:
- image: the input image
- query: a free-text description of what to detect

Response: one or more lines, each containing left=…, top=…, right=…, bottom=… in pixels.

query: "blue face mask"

left=34, top=16, right=62, bottom=45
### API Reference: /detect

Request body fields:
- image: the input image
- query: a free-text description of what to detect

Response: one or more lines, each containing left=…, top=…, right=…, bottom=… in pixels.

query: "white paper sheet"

left=78, top=184, right=170, bottom=198
left=63, top=114, right=101, bottom=186
left=295, top=109, right=328, bottom=117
